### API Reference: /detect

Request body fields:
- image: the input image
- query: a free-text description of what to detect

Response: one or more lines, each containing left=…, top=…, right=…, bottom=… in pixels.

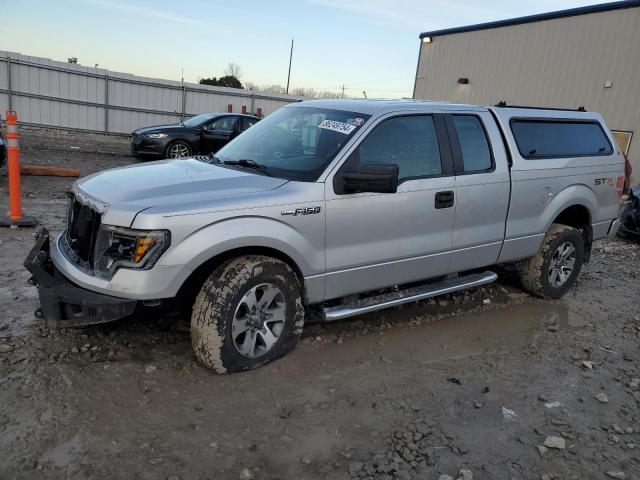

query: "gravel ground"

left=1, top=128, right=639, bottom=480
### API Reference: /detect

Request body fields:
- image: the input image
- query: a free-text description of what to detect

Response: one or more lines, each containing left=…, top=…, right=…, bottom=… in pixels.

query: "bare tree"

left=224, top=62, right=242, bottom=79
left=244, top=81, right=343, bottom=98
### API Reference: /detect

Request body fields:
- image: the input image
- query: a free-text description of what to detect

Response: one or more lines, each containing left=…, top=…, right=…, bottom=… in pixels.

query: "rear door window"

left=511, top=120, right=613, bottom=159
left=208, top=116, right=238, bottom=132
left=451, top=115, right=492, bottom=172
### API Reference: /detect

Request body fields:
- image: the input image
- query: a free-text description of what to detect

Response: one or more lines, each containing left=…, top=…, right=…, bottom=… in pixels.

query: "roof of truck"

left=288, top=99, right=603, bottom=120
left=288, top=98, right=487, bottom=115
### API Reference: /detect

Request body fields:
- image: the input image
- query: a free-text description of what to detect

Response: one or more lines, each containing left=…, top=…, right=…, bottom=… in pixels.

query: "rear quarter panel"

left=492, top=109, right=624, bottom=263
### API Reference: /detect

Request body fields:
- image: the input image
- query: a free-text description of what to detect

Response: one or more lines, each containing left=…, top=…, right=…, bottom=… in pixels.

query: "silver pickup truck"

left=25, top=99, right=625, bottom=373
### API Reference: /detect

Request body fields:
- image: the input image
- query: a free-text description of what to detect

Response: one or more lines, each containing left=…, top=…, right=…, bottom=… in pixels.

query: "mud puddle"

left=305, top=300, right=585, bottom=368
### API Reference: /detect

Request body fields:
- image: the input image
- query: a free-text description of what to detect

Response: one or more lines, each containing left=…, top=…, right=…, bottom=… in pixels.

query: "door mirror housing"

left=338, top=163, right=399, bottom=194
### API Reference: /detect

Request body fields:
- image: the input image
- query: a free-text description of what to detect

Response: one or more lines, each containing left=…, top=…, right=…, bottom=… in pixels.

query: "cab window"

left=452, top=115, right=493, bottom=172
left=350, top=115, right=442, bottom=182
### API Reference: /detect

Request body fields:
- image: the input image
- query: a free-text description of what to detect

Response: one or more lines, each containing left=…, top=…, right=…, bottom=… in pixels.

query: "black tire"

left=191, top=255, right=304, bottom=373
left=519, top=224, right=585, bottom=299
left=165, top=140, right=192, bottom=159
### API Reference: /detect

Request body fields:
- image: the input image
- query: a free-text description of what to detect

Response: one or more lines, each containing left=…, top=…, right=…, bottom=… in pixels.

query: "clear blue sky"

left=2, top=0, right=604, bottom=97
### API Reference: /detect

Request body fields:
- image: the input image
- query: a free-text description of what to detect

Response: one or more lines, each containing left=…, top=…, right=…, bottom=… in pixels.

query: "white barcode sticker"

left=318, top=120, right=356, bottom=135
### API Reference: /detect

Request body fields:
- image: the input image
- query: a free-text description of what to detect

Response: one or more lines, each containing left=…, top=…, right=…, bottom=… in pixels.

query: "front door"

left=323, top=113, right=456, bottom=300
left=201, top=115, right=239, bottom=153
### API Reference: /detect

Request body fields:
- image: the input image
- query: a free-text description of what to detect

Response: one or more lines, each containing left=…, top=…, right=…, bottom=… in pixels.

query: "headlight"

left=93, top=225, right=170, bottom=276
left=145, top=133, right=168, bottom=139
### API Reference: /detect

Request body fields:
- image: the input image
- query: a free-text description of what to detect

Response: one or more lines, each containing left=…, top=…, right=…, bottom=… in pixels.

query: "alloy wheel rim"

left=169, top=144, right=190, bottom=158
left=548, top=241, right=576, bottom=287
left=232, top=283, right=286, bottom=358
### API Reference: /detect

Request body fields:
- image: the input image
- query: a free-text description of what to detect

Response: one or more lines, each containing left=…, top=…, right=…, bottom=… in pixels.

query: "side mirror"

left=340, top=163, right=399, bottom=194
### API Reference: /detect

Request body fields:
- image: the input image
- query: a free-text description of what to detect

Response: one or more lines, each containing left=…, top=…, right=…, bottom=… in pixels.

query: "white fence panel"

left=0, top=51, right=303, bottom=133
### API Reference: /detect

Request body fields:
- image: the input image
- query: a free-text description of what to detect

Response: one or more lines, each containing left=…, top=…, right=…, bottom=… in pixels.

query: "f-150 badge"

left=281, top=207, right=321, bottom=216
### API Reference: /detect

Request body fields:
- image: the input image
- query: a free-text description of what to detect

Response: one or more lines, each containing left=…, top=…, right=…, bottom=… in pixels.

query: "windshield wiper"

left=223, top=159, right=271, bottom=176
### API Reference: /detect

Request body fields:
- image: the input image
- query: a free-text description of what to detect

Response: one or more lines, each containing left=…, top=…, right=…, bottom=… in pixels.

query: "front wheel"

left=519, top=224, right=585, bottom=299
left=166, top=140, right=192, bottom=159
left=191, top=255, right=305, bottom=373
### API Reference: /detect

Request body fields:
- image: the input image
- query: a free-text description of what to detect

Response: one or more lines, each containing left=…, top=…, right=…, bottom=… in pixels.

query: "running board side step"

left=322, top=271, right=498, bottom=322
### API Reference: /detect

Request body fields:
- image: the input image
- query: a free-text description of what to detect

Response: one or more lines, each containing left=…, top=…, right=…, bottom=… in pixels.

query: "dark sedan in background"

left=131, top=112, right=260, bottom=159
left=0, top=124, right=6, bottom=168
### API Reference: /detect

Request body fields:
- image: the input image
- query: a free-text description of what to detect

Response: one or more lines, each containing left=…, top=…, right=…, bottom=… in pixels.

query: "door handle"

left=435, top=191, right=454, bottom=209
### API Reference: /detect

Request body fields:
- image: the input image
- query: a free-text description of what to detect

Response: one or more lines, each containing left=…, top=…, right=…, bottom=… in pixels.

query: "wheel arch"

left=178, top=244, right=306, bottom=300
left=547, top=203, right=593, bottom=262
left=551, top=203, right=592, bottom=258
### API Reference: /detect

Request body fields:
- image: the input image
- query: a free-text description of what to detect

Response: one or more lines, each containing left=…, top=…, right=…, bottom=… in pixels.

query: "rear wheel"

left=519, top=224, right=585, bottom=299
left=191, top=255, right=304, bottom=373
left=166, top=140, right=192, bottom=159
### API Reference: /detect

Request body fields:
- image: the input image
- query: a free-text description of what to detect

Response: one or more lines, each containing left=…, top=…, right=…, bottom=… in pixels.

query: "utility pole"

left=286, top=37, right=294, bottom=94
left=341, top=85, right=345, bottom=98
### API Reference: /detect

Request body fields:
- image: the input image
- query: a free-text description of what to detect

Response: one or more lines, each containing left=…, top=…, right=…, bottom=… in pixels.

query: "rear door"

left=323, top=113, right=457, bottom=300
left=444, top=111, right=511, bottom=272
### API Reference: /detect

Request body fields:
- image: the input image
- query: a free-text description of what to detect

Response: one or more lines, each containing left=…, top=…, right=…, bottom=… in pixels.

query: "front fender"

left=160, top=215, right=325, bottom=279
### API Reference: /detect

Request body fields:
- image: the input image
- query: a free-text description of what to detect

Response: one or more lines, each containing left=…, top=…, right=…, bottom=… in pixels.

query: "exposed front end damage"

left=24, top=228, right=138, bottom=328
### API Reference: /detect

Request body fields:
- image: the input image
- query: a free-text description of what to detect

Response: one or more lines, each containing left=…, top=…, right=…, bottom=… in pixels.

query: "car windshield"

left=214, top=107, right=370, bottom=181
left=183, top=113, right=216, bottom=128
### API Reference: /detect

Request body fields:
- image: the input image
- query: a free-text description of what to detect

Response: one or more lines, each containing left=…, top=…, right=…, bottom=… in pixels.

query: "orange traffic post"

left=0, top=110, right=37, bottom=227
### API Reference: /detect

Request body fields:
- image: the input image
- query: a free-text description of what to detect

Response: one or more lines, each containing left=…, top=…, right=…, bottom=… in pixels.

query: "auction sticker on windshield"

left=318, top=120, right=357, bottom=135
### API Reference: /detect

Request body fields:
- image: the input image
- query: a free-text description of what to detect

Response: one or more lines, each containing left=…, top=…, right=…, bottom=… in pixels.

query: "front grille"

left=66, top=195, right=102, bottom=267
left=132, top=133, right=142, bottom=144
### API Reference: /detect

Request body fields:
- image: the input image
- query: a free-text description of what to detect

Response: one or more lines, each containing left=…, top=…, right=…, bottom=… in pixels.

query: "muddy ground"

left=1, top=127, right=639, bottom=480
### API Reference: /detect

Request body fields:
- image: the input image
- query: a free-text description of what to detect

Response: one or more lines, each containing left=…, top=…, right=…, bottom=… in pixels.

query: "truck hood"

left=74, top=159, right=289, bottom=224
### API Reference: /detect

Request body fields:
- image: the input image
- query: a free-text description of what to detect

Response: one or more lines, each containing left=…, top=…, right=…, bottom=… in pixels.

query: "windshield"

left=183, top=113, right=216, bottom=128
left=215, top=107, right=370, bottom=181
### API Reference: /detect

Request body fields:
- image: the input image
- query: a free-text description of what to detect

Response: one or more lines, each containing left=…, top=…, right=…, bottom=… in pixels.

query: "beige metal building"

left=413, top=0, right=640, bottom=183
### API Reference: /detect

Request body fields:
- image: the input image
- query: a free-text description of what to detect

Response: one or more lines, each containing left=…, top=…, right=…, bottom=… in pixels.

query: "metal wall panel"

left=0, top=51, right=302, bottom=135
left=414, top=7, right=640, bottom=183
left=108, top=109, right=179, bottom=135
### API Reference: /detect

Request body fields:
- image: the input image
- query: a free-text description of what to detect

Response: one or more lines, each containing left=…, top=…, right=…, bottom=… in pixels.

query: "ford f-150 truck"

left=24, top=99, right=625, bottom=373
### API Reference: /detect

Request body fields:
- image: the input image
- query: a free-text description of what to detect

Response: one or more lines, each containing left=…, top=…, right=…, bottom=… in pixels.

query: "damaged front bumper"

left=23, top=228, right=138, bottom=328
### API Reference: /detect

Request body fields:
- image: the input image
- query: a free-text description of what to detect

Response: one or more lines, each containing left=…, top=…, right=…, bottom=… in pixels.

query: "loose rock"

left=0, top=344, right=14, bottom=353
left=458, top=468, right=473, bottom=480
left=606, top=472, right=626, bottom=480
left=543, top=436, right=566, bottom=450
left=501, top=406, right=517, bottom=419
left=594, top=392, right=609, bottom=404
